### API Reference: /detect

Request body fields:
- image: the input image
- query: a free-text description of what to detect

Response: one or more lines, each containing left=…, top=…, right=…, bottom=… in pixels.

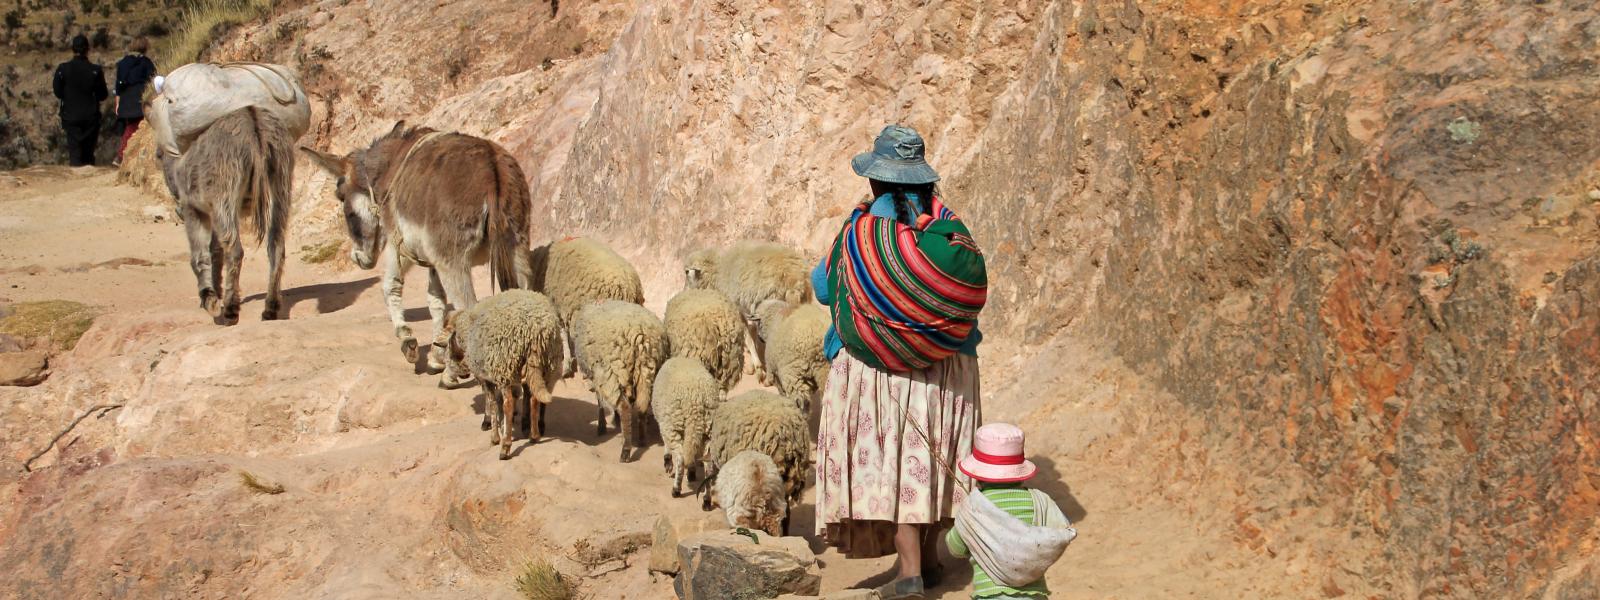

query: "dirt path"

left=0, top=171, right=1307, bottom=598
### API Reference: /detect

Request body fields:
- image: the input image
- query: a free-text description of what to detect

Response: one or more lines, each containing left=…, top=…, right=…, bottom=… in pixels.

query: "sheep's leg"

left=486, top=382, right=502, bottom=447
left=516, top=383, right=533, bottom=439
left=423, top=269, right=449, bottom=374
left=699, top=470, right=716, bottom=511
left=671, top=451, right=687, bottom=498
left=382, top=249, right=418, bottom=363
left=618, top=400, right=636, bottom=463
left=596, top=399, right=609, bottom=436
left=527, top=385, right=543, bottom=442
left=560, top=326, right=577, bottom=379
left=499, top=384, right=518, bottom=460
left=745, top=321, right=772, bottom=385
left=180, top=208, right=219, bottom=316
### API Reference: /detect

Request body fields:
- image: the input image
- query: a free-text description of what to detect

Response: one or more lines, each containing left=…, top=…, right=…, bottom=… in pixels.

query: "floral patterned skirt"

left=814, top=352, right=980, bottom=558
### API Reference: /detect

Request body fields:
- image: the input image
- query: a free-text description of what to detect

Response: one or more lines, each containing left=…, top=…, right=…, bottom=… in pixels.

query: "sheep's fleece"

left=652, top=356, right=722, bottom=495
left=684, top=241, right=810, bottom=316
left=664, top=289, right=745, bottom=391
left=708, top=389, right=811, bottom=503
left=754, top=300, right=831, bottom=409
left=533, top=237, right=645, bottom=324
left=447, top=289, right=563, bottom=394
left=573, top=300, right=668, bottom=415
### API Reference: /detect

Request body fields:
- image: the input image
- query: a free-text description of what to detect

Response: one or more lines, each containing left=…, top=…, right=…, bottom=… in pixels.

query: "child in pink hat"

left=945, top=423, right=1072, bottom=598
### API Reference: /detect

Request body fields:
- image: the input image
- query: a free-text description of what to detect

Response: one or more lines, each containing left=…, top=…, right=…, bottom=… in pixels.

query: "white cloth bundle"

left=953, top=489, right=1078, bottom=588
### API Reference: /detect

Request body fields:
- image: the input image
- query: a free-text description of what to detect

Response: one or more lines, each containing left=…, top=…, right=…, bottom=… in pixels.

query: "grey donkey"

left=162, top=106, right=295, bottom=324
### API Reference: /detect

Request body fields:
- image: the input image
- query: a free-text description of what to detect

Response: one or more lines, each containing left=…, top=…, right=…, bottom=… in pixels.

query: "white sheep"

left=704, top=389, right=810, bottom=534
left=572, top=299, right=667, bottom=463
left=651, top=356, right=722, bottom=497
left=531, top=237, right=645, bottom=377
left=663, top=289, right=745, bottom=391
left=753, top=299, right=832, bottom=413
left=683, top=241, right=810, bottom=383
left=441, top=289, right=564, bottom=461
left=710, top=450, right=787, bottom=537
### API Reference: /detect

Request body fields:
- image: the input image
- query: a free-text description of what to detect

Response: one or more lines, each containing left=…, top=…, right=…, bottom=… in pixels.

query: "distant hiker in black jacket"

left=53, top=34, right=109, bottom=167
left=113, top=36, right=157, bottom=165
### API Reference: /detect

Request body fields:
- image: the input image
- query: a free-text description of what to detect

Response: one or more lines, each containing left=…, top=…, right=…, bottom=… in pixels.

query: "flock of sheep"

left=441, top=237, right=828, bottom=536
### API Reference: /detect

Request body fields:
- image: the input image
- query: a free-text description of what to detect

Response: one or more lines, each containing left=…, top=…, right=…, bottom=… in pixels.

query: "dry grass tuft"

left=0, top=300, right=98, bottom=351
left=513, top=558, right=581, bottom=600
left=158, top=0, right=277, bottom=66
left=238, top=470, right=285, bottom=495
left=298, top=239, right=344, bottom=264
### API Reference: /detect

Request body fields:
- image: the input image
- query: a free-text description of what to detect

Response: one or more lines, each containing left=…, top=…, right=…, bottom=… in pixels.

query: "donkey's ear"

left=299, top=146, right=345, bottom=176
left=390, top=120, right=408, bottom=135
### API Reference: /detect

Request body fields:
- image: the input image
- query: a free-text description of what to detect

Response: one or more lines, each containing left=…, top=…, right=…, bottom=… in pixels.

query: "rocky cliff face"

left=108, top=0, right=1600, bottom=596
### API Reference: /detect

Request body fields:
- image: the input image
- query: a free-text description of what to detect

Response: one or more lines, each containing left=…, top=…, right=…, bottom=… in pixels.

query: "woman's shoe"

left=876, top=576, right=926, bottom=600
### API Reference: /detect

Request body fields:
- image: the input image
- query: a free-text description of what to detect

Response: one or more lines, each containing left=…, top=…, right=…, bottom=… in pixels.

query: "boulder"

left=650, top=513, right=729, bottom=575
left=673, top=530, right=820, bottom=599
left=0, top=350, right=47, bottom=386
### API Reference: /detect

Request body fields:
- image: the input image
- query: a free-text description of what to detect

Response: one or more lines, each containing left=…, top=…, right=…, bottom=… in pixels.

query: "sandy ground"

left=0, top=168, right=1307, bottom=598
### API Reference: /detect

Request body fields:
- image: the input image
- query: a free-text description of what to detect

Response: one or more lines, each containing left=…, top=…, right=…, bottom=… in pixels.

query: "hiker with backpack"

left=812, top=124, right=989, bottom=600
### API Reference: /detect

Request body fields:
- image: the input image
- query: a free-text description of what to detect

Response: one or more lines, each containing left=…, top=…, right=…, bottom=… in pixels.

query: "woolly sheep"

left=651, top=356, right=722, bottom=497
left=683, top=241, right=810, bottom=383
left=663, top=289, right=745, bottom=391
left=753, top=299, right=831, bottom=413
left=531, top=237, right=645, bottom=377
left=441, top=289, right=564, bottom=461
left=572, top=299, right=667, bottom=463
left=704, top=389, right=810, bottom=534
left=710, top=450, right=786, bottom=537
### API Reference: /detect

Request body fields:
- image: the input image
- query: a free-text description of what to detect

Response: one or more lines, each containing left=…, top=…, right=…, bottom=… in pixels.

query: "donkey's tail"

left=245, top=106, right=294, bottom=259
left=487, top=143, right=533, bottom=293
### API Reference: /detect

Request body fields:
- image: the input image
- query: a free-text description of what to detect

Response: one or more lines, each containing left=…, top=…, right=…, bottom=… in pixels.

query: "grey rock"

left=0, top=350, right=48, bottom=386
left=673, top=530, right=819, bottom=599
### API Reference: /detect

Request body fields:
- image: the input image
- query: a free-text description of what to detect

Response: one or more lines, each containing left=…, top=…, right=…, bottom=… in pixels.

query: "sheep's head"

left=751, top=299, right=793, bottom=343
left=683, top=249, right=717, bottom=289
left=439, top=312, right=471, bottom=383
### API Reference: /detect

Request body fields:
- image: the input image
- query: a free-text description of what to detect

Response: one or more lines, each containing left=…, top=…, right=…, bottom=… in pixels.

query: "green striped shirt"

left=946, top=484, right=1052, bottom=598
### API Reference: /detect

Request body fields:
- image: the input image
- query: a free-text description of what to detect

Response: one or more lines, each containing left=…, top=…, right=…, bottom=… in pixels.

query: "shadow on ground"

left=243, top=277, right=379, bottom=317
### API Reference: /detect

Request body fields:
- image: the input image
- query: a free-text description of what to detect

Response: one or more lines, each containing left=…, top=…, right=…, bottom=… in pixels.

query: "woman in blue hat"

left=813, top=125, right=984, bottom=600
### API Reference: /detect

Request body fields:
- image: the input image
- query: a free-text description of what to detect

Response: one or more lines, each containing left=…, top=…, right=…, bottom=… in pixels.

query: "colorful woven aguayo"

left=825, top=196, right=988, bottom=373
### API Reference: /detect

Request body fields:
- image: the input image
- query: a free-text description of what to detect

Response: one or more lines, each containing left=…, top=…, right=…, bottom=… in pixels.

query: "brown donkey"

left=167, top=106, right=294, bottom=324
left=302, top=122, right=533, bottom=383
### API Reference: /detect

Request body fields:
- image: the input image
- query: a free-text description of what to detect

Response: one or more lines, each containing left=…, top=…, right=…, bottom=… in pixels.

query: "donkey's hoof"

left=498, top=452, right=511, bottom=461
left=261, top=299, right=283, bottom=321
left=400, top=338, right=420, bottom=363
left=438, top=373, right=474, bottom=390
left=480, top=416, right=491, bottom=431
left=620, top=447, right=636, bottom=463
left=671, top=487, right=683, bottom=499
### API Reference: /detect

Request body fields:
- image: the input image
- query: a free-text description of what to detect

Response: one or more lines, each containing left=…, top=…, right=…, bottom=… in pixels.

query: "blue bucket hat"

left=851, top=124, right=940, bottom=185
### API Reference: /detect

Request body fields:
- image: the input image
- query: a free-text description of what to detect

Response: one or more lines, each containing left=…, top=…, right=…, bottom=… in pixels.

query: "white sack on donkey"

left=145, top=62, right=311, bottom=159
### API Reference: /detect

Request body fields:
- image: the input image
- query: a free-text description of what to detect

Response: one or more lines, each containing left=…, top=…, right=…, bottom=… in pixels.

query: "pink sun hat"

left=959, top=423, right=1038, bottom=483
